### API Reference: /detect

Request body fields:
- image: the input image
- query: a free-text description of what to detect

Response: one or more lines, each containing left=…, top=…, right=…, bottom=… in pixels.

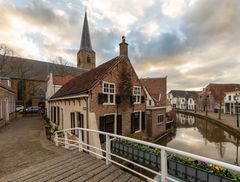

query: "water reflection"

left=157, top=113, right=240, bottom=165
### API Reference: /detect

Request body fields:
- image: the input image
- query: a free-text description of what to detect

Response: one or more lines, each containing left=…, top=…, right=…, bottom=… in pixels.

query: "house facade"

left=48, top=14, right=147, bottom=147
left=197, top=84, right=240, bottom=113
left=46, top=73, right=74, bottom=118
left=141, top=77, right=167, bottom=140
left=168, top=90, right=199, bottom=111
left=0, top=77, right=16, bottom=127
left=224, top=90, right=240, bottom=114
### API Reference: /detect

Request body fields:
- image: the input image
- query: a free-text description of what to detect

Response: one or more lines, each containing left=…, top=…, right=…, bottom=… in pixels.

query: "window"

left=149, top=100, right=152, bottom=106
left=133, top=86, right=141, bottom=104
left=182, top=99, right=185, bottom=102
left=229, top=96, right=231, bottom=101
left=131, top=112, right=145, bottom=133
left=70, top=112, right=75, bottom=134
left=103, top=82, right=115, bottom=104
left=157, top=114, right=165, bottom=124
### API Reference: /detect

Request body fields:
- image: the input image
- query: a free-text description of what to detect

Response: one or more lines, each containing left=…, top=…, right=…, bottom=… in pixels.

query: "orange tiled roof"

left=51, top=56, right=127, bottom=99
left=53, top=74, right=74, bottom=86
left=140, top=77, right=167, bottom=106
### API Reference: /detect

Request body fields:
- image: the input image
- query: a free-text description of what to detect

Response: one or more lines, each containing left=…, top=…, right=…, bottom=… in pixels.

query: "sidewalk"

left=177, top=110, right=240, bottom=135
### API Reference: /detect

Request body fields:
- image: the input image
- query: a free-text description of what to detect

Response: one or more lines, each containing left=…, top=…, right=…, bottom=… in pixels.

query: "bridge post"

left=161, top=149, right=167, bottom=182
left=78, top=129, right=83, bottom=152
left=55, top=132, right=59, bottom=146
left=64, top=131, right=69, bottom=149
left=106, top=135, right=111, bottom=165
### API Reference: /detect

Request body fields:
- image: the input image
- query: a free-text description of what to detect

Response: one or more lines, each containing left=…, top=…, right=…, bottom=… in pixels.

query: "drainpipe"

left=84, top=96, right=89, bottom=148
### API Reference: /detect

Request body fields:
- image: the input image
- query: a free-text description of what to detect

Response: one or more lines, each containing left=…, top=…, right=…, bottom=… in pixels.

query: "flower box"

left=186, top=165, right=197, bottom=182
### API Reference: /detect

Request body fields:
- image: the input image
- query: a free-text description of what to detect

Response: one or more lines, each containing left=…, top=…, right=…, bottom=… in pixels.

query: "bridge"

left=1, top=128, right=240, bottom=182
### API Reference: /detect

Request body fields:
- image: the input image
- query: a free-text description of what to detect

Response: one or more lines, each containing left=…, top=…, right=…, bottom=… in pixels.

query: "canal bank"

left=156, top=113, right=240, bottom=165
left=176, top=110, right=240, bottom=137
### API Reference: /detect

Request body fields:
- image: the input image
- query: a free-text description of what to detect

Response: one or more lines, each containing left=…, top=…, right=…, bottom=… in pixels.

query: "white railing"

left=54, top=128, right=240, bottom=182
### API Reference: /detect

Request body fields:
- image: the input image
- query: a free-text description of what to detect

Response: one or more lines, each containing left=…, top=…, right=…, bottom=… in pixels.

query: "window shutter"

left=141, top=96, right=145, bottom=103
left=130, top=96, right=136, bottom=104
left=99, top=116, right=106, bottom=143
left=98, top=93, right=104, bottom=104
left=116, top=95, right=121, bottom=104
left=131, top=113, right=135, bottom=134
left=141, top=112, right=145, bottom=131
left=117, top=115, right=122, bottom=135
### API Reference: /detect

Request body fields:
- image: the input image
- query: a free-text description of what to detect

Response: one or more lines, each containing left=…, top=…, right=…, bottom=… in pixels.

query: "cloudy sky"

left=0, top=0, right=240, bottom=91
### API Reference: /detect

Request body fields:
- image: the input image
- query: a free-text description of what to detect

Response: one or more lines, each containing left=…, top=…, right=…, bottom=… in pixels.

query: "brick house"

left=197, top=83, right=240, bottom=113
left=49, top=35, right=147, bottom=148
left=141, top=77, right=167, bottom=140
left=0, top=77, right=16, bottom=127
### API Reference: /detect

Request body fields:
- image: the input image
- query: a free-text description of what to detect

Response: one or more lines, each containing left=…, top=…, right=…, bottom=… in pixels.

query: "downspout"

left=84, top=95, right=89, bottom=148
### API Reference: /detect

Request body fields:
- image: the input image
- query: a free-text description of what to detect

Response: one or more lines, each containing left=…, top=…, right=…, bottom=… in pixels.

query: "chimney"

left=119, top=36, right=128, bottom=57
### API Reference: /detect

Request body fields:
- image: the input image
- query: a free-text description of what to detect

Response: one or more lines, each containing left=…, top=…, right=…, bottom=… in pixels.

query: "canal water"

left=156, top=113, right=240, bottom=165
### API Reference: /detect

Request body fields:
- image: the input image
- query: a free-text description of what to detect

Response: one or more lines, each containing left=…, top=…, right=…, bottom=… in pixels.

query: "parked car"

left=16, top=105, right=24, bottom=112
left=25, top=106, right=41, bottom=112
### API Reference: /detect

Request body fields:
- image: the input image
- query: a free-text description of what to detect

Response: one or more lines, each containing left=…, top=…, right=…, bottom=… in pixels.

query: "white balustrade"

left=54, top=128, right=240, bottom=182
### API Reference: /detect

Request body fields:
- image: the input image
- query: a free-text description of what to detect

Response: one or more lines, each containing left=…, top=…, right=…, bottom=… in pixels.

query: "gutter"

left=49, top=94, right=89, bottom=101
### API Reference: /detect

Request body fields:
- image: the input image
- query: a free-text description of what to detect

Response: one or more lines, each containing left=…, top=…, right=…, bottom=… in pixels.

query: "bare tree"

left=216, top=89, right=225, bottom=120
left=50, top=56, right=74, bottom=76
left=0, top=44, right=14, bottom=77
left=9, top=59, right=42, bottom=108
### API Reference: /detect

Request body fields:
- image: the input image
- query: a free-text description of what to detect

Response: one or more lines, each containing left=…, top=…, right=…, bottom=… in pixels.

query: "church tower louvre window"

left=77, top=11, right=96, bottom=70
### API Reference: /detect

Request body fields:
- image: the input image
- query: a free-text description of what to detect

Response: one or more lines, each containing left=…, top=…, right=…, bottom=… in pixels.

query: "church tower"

left=77, top=12, right=95, bottom=69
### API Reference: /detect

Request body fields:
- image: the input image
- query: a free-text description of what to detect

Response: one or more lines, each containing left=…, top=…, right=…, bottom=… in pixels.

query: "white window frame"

left=133, top=110, right=142, bottom=133
left=133, top=86, right=141, bottom=104
left=102, top=81, right=116, bottom=105
left=157, top=114, right=165, bottom=125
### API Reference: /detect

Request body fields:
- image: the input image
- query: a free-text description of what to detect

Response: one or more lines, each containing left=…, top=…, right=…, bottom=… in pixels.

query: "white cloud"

left=161, top=0, right=187, bottom=19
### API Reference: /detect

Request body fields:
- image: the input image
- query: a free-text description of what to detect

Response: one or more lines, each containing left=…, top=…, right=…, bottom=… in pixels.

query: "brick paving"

left=0, top=116, right=68, bottom=177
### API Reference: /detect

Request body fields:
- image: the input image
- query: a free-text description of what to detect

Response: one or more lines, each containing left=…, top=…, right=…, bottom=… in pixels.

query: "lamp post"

left=234, top=93, right=239, bottom=128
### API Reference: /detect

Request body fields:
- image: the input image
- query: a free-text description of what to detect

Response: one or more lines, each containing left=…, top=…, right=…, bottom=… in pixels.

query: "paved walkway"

left=0, top=151, right=143, bottom=182
left=181, top=110, right=240, bottom=133
left=0, top=116, right=68, bottom=177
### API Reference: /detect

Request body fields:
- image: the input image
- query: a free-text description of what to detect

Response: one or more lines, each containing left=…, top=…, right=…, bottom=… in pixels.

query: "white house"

left=46, top=73, right=74, bottom=118
left=224, top=90, right=240, bottom=114
left=168, top=90, right=199, bottom=110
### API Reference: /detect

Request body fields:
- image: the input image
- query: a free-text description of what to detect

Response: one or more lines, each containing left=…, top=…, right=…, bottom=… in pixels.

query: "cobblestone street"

left=0, top=116, right=67, bottom=177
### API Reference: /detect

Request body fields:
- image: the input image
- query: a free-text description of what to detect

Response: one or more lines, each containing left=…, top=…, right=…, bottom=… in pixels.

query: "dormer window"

left=133, top=86, right=141, bottom=104
left=102, top=82, right=115, bottom=104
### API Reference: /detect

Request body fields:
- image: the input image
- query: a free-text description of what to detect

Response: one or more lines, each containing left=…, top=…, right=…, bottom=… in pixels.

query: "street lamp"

left=234, top=93, right=239, bottom=128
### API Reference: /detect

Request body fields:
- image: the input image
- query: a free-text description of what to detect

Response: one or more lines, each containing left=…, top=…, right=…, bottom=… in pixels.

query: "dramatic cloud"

left=0, top=0, right=240, bottom=91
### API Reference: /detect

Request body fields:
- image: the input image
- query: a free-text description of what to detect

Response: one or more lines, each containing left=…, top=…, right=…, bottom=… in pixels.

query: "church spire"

left=77, top=11, right=96, bottom=70
left=80, top=11, right=93, bottom=52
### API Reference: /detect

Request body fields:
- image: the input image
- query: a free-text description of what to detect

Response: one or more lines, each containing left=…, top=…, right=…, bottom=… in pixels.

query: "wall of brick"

left=146, top=108, right=166, bottom=140
left=89, top=58, right=147, bottom=139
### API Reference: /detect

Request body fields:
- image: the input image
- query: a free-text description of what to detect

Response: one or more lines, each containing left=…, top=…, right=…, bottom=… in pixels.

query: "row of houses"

left=168, top=84, right=240, bottom=114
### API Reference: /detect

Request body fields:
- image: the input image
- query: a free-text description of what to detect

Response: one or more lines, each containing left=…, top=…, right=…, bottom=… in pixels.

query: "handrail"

left=55, top=127, right=240, bottom=182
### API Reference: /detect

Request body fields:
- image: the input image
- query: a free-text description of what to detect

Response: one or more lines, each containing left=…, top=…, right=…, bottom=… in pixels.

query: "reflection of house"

left=0, top=77, right=16, bottom=127
left=197, top=83, right=240, bottom=113
left=46, top=73, right=74, bottom=118
left=141, top=77, right=167, bottom=140
left=168, top=90, right=199, bottom=110
left=176, top=113, right=195, bottom=127
left=224, top=90, right=240, bottom=115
